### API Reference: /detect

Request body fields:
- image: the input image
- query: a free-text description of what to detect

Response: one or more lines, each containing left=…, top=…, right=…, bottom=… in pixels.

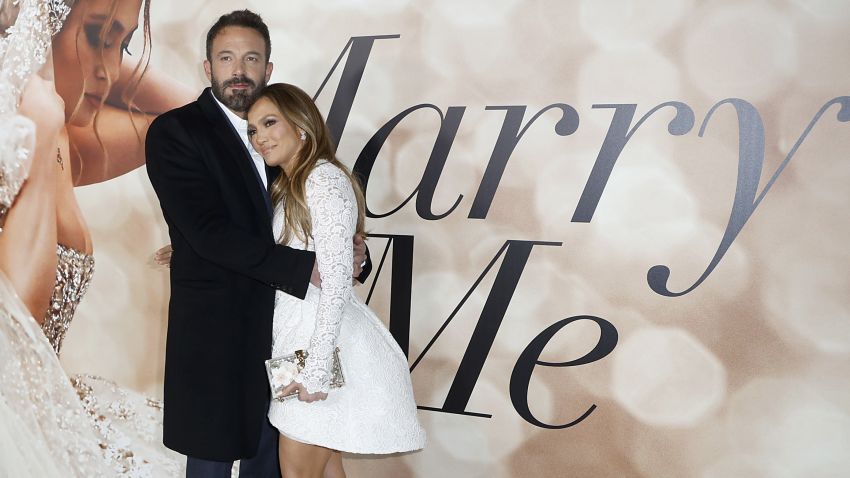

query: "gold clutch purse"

left=264, top=348, right=345, bottom=401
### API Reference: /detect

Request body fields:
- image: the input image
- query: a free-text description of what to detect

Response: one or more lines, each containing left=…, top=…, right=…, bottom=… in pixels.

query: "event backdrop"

left=62, top=1, right=850, bottom=476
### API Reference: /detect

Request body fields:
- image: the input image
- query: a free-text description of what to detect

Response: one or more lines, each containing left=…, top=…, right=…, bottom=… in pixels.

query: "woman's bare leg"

left=322, top=451, right=345, bottom=478
left=278, top=434, right=332, bottom=478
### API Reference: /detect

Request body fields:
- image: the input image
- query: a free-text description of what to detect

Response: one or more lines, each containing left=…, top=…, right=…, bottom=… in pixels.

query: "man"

left=146, top=10, right=369, bottom=477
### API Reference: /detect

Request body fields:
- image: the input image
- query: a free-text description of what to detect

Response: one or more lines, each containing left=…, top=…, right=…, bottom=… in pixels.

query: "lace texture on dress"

left=268, top=162, right=426, bottom=453
left=288, top=162, right=356, bottom=394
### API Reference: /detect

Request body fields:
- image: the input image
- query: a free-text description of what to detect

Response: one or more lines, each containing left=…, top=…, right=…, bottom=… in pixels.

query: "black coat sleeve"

left=356, top=243, right=373, bottom=284
left=145, top=112, right=314, bottom=299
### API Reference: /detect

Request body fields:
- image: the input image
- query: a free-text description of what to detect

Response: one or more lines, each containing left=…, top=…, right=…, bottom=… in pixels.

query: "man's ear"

left=203, top=59, right=212, bottom=82
left=265, top=62, right=273, bottom=83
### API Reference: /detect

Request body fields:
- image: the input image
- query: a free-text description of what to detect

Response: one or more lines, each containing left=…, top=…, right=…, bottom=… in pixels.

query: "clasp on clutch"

left=294, top=349, right=307, bottom=368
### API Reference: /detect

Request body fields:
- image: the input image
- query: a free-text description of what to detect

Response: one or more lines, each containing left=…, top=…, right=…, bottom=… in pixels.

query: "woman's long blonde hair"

left=254, top=83, right=366, bottom=246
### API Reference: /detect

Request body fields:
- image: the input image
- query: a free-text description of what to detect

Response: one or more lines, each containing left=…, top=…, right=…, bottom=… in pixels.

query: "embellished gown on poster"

left=41, top=243, right=183, bottom=476
left=268, top=161, right=426, bottom=453
left=0, top=218, right=182, bottom=478
left=0, top=0, right=107, bottom=475
left=0, top=0, right=181, bottom=476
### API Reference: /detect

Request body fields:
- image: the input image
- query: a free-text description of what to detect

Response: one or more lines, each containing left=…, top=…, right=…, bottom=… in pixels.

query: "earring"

left=299, top=130, right=307, bottom=141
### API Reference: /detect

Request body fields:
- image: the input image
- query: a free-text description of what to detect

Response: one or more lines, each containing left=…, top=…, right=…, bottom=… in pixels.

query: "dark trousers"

left=185, top=414, right=280, bottom=478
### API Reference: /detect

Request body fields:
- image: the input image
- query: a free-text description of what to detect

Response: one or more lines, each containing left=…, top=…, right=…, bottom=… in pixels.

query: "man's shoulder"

left=154, top=99, right=203, bottom=126
left=147, top=99, right=211, bottom=145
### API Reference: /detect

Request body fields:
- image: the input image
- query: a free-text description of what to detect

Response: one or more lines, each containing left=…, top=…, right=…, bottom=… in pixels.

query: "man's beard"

left=210, top=74, right=264, bottom=113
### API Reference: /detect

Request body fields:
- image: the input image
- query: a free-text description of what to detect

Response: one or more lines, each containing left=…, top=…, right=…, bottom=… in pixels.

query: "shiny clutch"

left=264, top=348, right=345, bottom=401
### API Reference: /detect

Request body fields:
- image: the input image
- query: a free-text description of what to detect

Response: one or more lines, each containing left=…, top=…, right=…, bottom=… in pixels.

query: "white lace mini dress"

left=267, top=161, right=426, bottom=454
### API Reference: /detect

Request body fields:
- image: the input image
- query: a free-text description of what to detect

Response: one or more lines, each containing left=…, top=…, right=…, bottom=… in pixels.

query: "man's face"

left=204, top=26, right=273, bottom=116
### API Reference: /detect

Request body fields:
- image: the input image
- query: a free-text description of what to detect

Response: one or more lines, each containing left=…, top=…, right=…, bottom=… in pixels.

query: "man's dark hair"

left=206, top=10, right=271, bottom=62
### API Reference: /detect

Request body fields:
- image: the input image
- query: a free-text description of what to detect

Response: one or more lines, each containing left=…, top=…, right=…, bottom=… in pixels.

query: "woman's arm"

left=69, top=64, right=196, bottom=186
left=0, top=75, right=64, bottom=320
left=106, top=62, right=196, bottom=114
left=297, top=164, right=357, bottom=394
left=67, top=106, right=150, bottom=186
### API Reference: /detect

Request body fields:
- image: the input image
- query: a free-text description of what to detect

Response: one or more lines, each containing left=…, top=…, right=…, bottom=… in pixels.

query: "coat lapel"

left=196, top=89, right=273, bottom=230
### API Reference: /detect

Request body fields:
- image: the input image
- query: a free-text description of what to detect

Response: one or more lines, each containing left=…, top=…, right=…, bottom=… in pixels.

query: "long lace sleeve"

left=297, top=163, right=357, bottom=394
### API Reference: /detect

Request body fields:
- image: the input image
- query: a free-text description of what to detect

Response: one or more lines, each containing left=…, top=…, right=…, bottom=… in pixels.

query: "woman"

left=0, top=0, right=189, bottom=474
left=246, top=83, right=426, bottom=478
left=4, top=0, right=192, bottom=336
left=0, top=3, right=112, bottom=474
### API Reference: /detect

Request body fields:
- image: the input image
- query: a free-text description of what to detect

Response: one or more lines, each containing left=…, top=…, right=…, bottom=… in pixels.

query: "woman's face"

left=247, top=97, right=303, bottom=173
left=52, top=0, right=142, bottom=126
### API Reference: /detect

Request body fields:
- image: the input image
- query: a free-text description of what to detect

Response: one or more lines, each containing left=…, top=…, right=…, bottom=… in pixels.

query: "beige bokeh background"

left=62, top=1, right=850, bottom=476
